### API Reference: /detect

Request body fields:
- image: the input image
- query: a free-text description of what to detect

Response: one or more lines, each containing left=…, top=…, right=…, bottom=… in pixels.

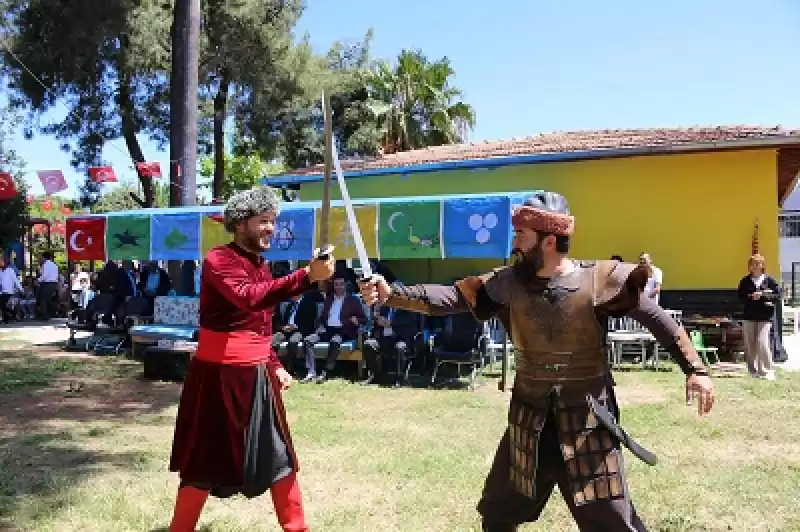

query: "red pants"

left=170, top=471, right=307, bottom=531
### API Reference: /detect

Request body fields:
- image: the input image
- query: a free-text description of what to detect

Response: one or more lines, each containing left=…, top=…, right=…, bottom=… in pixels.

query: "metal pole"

left=499, top=256, right=510, bottom=392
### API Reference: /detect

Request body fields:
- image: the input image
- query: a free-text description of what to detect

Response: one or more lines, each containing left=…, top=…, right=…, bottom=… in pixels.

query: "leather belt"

left=516, top=350, right=608, bottom=381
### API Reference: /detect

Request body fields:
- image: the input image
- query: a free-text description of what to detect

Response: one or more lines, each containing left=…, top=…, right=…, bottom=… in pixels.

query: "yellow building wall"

left=297, top=150, right=779, bottom=290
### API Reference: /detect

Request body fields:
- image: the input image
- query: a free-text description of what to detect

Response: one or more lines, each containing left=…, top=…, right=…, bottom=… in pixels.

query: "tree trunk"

left=213, top=72, right=230, bottom=203
left=118, top=74, right=154, bottom=207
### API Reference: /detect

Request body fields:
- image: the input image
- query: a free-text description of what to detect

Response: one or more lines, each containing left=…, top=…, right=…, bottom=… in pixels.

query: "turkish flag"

left=0, top=171, right=18, bottom=200
left=37, top=170, right=68, bottom=195
left=88, top=166, right=118, bottom=183
left=66, top=218, right=106, bottom=261
left=135, top=161, right=162, bottom=178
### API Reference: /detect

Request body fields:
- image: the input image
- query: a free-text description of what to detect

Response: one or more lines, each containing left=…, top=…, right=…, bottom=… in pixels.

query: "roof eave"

left=262, top=135, right=800, bottom=187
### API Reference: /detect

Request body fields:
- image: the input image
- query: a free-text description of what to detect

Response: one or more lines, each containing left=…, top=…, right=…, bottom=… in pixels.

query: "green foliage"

left=364, top=49, right=476, bottom=153
left=91, top=181, right=169, bottom=214
left=198, top=153, right=284, bottom=200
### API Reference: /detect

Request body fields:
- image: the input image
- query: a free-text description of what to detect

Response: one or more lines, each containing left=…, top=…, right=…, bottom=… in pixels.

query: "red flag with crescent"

left=0, top=171, right=18, bottom=200
left=135, top=161, right=162, bottom=178
left=88, top=166, right=118, bottom=183
left=66, top=218, right=106, bottom=260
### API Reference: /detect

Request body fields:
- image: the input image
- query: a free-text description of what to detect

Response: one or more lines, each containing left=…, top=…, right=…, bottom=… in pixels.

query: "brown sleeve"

left=384, top=283, right=470, bottom=316
left=595, top=260, right=708, bottom=377
left=384, top=267, right=510, bottom=319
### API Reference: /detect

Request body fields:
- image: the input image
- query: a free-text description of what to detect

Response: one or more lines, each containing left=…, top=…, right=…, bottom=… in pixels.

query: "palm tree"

left=364, top=49, right=475, bottom=154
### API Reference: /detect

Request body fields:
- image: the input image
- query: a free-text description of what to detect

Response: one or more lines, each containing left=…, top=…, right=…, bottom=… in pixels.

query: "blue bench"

left=130, top=324, right=199, bottom=358
left=275, top=339, right=365, bottom=377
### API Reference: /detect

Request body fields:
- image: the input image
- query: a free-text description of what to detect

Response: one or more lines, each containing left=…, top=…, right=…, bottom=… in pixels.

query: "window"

left=779, top=214, right=800, bottom=237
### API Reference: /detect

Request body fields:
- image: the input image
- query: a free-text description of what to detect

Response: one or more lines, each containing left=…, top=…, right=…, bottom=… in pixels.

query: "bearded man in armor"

left=359, top=191, right=715, bottom=532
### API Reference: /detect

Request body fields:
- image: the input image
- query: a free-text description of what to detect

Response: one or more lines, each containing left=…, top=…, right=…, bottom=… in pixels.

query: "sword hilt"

left=314, top=244, right=334, bottom=261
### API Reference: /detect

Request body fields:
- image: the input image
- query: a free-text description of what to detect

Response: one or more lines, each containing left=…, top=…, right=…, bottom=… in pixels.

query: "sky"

left=5, top=0, right=800, bottom=200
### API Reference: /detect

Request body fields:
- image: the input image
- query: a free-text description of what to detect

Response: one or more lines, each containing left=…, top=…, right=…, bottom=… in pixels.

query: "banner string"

left=1, top=42, right=207, bottom=197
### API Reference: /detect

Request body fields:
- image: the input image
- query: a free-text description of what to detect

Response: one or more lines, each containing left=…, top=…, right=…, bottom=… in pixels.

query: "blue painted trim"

left=260, top=146, right=681, bottom=186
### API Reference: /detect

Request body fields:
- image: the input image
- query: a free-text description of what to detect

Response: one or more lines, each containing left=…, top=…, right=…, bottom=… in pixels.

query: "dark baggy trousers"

left=477, top=410, right=647, bottom=532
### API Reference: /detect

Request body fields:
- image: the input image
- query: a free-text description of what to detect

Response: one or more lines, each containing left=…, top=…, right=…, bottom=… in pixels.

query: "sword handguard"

left=314, top=244, right=335, bottom=261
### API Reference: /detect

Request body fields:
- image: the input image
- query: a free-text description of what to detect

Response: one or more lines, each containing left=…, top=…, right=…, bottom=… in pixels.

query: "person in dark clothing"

left=106, top=260, right=137, bottom=325
left=362, top=301, right=421, bottom=387
left=737, top=254, right=780, bottom=381
left=272, top=290, right=324, bottom=375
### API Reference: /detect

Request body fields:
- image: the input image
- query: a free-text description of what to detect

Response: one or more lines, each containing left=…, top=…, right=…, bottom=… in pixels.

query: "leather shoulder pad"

left=595, top=260, right=646, bottom=305
left=456, top=266, right=513, bottom=309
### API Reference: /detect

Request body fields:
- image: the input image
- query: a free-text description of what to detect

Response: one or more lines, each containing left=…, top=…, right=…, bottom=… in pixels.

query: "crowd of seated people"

left=271, top=261, right=486, bottom=387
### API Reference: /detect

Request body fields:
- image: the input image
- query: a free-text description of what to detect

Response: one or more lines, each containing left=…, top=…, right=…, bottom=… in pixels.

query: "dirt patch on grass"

left=0, top=357, right=181, bottom=438
left=614, top=384, right=667, bottom=406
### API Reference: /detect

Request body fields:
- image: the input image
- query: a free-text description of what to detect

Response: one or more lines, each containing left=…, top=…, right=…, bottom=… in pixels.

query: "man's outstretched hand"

left=358, top=274, right=391, bottom=306
left=686, top=373, right=715, bottom=415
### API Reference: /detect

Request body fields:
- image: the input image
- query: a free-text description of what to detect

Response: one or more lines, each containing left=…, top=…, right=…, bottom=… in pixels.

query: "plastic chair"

left=689, top=330, right=719, bottom=366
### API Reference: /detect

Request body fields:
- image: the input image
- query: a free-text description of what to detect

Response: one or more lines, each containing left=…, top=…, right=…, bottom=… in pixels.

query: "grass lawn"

left=1, top=350, right=799, bottom=531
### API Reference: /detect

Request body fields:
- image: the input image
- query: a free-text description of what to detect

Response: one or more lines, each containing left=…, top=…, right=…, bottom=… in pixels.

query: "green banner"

left=106, top=215, right=152, bottom=260
left=378, top=201, right=442, bottom=259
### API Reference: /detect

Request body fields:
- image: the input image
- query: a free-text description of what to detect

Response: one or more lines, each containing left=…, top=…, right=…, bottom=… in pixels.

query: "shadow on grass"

left=0, top=353, right=181, bottom=529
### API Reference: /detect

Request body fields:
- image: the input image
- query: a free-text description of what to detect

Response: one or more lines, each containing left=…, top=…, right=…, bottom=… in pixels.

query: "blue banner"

left=442, top=196, right=512, bottom=258
left=151, top=213, right=201, bottom=260
left=265, top=208, right=315, bottom=261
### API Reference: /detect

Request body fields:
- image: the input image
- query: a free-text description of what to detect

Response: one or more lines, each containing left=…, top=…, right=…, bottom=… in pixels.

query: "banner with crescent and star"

left=66, top=218, right=106, bottom=261
left=151, top=213, right=201, bottom=260
left=106, top=215, right=152, bottom=260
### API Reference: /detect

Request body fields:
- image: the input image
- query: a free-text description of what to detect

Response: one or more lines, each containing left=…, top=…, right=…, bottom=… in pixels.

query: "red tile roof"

left=269, top=125, right=800, bottom=178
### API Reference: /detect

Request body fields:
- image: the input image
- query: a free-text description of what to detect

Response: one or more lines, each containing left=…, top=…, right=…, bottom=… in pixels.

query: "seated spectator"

left=138, top=261, right=172, bottom=313
left=272, top=289, right=323, bottom=375
left=18, top=277, right=36, bottom=320
left=77, top=276, right=96, bottom=309
left=301, top=276, right=366, bottom=383
left=0, top=256, right=22, bottom=324
left=362, top=285, right=421, bottom=387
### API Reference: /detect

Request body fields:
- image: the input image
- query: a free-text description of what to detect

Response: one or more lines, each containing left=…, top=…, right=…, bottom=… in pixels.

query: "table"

left=607, top=331, right=660, bottom=370
left=142, top=344, right=197, bottom=382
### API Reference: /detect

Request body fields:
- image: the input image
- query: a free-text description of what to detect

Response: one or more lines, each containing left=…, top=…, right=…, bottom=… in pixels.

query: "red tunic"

left=196, top=242, right=311, bottom=366
left=169, top=243, right=312, bottom=492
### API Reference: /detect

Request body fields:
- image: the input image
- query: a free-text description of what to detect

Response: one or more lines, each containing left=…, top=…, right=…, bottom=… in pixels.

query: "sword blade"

left=331, top=134, right=373, bottom=279
left=315, top=91, right=334, bottom=260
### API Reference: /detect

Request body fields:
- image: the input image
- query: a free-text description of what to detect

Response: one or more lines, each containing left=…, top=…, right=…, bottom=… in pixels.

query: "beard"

left=511, top=243, right=545, bottom=286
left=242, top=229, right=271, bottom=253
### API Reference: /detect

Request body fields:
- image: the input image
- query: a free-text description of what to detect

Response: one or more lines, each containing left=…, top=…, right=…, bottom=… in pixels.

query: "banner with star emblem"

left=265, top=208, right=315, bottom=261
left=106, top=214, right=152, bottom=260
left=66, top=218, right=106, bottom=261
left=314, top=204, right=378, bottom=260
left=200, top=215, right=231, bottom=258
left=151, top=213, right=200, bottom=260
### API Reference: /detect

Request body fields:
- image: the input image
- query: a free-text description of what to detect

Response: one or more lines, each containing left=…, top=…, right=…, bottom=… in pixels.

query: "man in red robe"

left=167, top=186, right=335, bottom=531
